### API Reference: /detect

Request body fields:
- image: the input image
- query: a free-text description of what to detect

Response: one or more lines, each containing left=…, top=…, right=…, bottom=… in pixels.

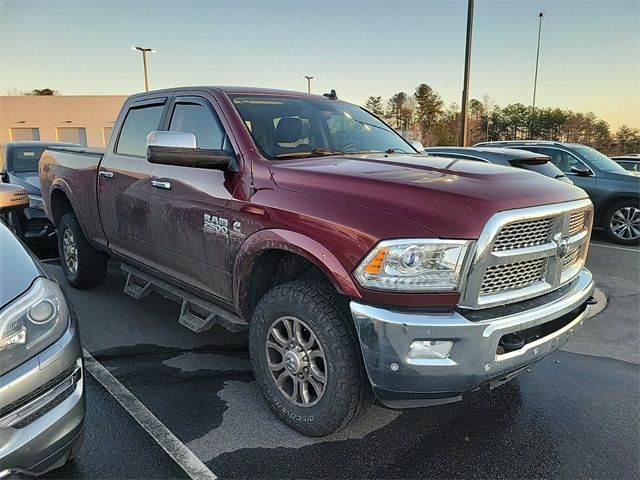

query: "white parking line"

left=83, top=350, right=217, bottom=480
left=590, top=243, right=639, bottom=253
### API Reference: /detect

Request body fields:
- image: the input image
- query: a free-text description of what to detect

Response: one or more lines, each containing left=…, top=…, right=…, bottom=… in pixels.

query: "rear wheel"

left=249, top=280, right=373, bottom=436
left=603, top=200, right=640, bottom=245
left=58, top=213, right=108, bottom=288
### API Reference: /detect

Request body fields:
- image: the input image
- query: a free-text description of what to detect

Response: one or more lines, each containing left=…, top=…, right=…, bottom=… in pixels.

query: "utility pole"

left=302, top=75, right=316, bottom=94
left=530, top=11, right=544, bottom=137
left=131, top=46, right=157, bottom=91
left=459, top=0, right=474, bottom=146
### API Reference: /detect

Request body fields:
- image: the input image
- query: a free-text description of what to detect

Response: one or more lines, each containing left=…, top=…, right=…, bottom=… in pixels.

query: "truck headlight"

left=0, top=278, right=69, bottom=376
left=354, top=239, right=471, bottom=292
left=28, top=194, right=45, bottom=210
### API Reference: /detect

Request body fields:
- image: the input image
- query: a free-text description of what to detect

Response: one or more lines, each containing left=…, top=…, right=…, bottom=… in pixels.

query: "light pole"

left=530, top=11, right=544, bottom=137
left=131, top=46, right=157, bottom=91
left=459, top=0, right=474, bottom=146
left=302, top=75, right=316, bottom=94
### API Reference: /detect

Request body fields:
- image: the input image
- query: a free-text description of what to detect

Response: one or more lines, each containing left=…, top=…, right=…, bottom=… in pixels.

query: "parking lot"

left=30, top=229, right=638, bottom=480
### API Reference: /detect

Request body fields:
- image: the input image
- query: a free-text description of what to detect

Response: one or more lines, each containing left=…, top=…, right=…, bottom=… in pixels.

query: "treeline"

left=364, top=84, right=639, bottom=155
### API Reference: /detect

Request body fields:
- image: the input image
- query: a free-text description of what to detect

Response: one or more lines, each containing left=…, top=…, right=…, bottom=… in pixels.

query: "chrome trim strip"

left=0, top=367, right=80, bottom=429
left=460, top=198, right=593, bottom=309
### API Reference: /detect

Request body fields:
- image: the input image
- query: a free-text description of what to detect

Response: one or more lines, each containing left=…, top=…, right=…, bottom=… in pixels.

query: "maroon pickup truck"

left=39, top=87, right=596, bottom=436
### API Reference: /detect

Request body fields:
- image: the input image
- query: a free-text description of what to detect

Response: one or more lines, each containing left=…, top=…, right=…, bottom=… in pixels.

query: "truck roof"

left=130, top=86, right=334, bottom=100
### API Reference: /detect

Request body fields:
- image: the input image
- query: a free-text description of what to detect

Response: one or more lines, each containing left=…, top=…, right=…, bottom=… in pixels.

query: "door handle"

left=151, top=180, right=172, bottom=190
left=99, top=170, right=115, bottom=179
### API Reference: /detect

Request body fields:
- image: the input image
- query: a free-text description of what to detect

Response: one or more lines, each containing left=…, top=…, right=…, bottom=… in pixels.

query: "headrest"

left=275, top=117, right=302, bottom=143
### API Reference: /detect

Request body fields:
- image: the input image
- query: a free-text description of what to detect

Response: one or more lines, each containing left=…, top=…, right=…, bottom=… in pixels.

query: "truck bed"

left=39, top=147, right=106, bottom=247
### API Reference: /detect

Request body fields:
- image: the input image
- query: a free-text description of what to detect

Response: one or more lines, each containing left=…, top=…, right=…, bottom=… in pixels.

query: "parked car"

left=40, top=86, right=596, bottom=436
left=475, top=140, right=640, bottom=244
left=0, top=183, right=85, bottom=476
left=423, top=146, right=572, bottom=184
left=610, top=155, right=640, bottom=173
left=0, top=142, right=81, bottom=251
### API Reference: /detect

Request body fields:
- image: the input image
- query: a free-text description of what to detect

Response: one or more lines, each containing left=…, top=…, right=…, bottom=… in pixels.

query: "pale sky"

left=1, top=0, right=638, bottom=130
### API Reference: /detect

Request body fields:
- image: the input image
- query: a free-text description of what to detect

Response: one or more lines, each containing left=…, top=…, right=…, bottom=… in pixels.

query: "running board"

left=120, top=264, right=247, bottom=333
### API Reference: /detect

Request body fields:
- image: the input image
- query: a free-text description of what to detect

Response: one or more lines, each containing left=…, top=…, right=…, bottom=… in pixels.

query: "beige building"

left=0, top=95, right=127, bottom=147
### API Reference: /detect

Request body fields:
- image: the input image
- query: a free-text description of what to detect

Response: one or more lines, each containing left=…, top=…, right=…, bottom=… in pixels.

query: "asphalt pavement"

left=39, top=230, right=639, bottom=480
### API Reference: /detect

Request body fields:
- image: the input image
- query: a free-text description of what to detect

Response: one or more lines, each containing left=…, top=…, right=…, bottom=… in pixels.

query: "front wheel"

left=58, top=213, right=108, bottom=288
left=603, top=200, right=640, bottom=245
left=249, top=280, right=373, bottom=436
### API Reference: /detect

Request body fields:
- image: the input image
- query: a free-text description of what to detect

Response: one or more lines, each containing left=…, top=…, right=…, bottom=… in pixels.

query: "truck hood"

left=8, top=172, right=41, bottom=196
left=0, top=223, right=44, bottom=309
left=270, top=154, right=589, bottom=239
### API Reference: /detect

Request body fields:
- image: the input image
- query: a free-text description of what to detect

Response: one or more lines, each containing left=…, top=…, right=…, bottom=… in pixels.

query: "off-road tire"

left=249, top=280, right=374, bottom=436
left=603, top=199, right=640, bottom=246
left=58, top=213, right=108, bottom=288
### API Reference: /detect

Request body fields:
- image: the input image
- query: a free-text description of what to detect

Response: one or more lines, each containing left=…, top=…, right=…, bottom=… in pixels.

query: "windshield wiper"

left=385, top=148, right=410, bottom=154
left=275, top=148, right=346, bottom=159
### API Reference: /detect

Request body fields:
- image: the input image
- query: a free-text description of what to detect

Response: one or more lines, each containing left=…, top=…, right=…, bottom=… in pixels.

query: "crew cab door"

left=149, top=94, right=238, bottom=302
left=98, top=96, right=168, bottom=267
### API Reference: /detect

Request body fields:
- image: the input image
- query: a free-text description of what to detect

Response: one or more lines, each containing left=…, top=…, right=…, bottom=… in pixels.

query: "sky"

left=1, top=0, right=638, bottom=130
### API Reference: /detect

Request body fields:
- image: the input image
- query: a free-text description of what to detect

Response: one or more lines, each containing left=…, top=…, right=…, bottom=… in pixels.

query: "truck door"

left=149, top=94, right=238, bottom=302
left=98, top=97, right=168, bottom=267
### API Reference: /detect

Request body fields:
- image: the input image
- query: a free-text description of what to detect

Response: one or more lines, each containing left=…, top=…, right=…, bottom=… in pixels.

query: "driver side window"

left=169, top=103, right=226, bottom=150
left=538, top=148, right=580, bottom=173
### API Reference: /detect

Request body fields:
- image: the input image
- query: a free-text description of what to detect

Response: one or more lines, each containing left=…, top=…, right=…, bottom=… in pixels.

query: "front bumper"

left=351, top=267, right=595, bottom=408
left=0, top=317, right=85, bottom=476
left=19, top=208, right=57, bottom=247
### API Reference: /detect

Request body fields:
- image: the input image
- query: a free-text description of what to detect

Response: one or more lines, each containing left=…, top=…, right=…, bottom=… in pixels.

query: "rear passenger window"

left=169, top=103, right=225, bottom=150
left=116, top=104, right=165, bottom=157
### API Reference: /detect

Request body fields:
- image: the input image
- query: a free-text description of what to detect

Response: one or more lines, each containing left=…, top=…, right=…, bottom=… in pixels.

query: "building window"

left=103, top=127, right=113, bottom=147
left=10, top=127, right=40, bottom=141
left=57, top=127, right=87, bottom=145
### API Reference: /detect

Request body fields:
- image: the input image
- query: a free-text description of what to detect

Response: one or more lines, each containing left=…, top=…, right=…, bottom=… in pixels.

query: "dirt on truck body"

left=39, top=86, right=596, bottom=436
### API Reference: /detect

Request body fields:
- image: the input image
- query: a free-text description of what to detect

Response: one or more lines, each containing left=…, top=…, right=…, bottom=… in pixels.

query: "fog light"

left=408, top=340, right=453, bottom=359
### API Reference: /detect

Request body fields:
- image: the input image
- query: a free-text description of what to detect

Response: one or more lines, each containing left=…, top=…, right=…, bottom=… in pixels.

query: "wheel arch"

left=596, top=193, right=640, bottom=225
left=233, top=229, right=361, bottom=321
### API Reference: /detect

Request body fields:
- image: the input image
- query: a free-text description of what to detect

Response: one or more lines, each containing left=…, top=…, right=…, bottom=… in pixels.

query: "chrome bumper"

left=351, top=267, right=595, bottom=408
left=0, top=318, right=85, bottom=476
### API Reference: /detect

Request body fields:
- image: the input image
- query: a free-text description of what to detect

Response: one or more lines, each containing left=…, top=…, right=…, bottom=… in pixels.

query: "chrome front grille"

left=492, top=218, right=553, bottom=251
left=562, top=246, right=581, bottom=271
left=460, top=199, right=593, bottom=309
left=481, top=258, right=547, bottom=295
left=569, top=211, right=586, bottom=236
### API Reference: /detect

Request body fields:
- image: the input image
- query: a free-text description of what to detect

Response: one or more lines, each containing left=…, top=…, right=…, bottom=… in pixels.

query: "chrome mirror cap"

left=409, top=140, right=425, bottom=152
left=147, top=131, right=197, bottom=149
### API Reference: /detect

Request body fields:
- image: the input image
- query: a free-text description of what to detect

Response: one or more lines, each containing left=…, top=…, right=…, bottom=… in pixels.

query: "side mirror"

left=570, top=164, right=592, bottom=176
left=146, top=131, right=234, bottom=171
left=409, top=140, right=425, bottom=152
left=147, top=131, right=197, bottom=149
left=0, top=184, right=29, bottom=213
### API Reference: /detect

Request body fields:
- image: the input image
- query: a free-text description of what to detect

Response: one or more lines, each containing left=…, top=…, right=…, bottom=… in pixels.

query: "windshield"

left=228, top=94, right=415, bottom=159
left=12, top=147, right=46, bottom=173
left=572, top=145, right=628, bottom=173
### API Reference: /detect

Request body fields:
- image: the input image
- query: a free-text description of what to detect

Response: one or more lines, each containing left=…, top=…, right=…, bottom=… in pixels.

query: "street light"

left=530, top=11, right=544, bottom=137
left=302, top=75, right=316, bottom=94
left=459, top=0, right=474, bottom=146
left=131, top=46, right=157, bottom=92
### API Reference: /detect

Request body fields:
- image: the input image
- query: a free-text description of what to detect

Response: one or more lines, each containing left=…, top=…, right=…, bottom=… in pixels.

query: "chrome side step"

left=120, top=264, right=247, bottom=333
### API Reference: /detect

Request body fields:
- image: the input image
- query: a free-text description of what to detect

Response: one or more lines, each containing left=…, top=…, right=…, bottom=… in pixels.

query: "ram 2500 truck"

left=39, top=87, right=596, bottom=436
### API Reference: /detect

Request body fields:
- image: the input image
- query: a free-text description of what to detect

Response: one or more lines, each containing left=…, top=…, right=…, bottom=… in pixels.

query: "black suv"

left=475, top=141, right=640, bottom=245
